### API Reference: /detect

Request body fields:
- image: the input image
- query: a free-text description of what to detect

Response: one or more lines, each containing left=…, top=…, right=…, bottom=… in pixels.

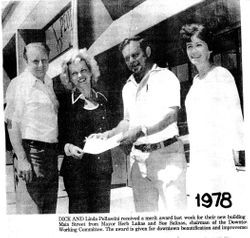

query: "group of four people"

left=5, top=23, right=244, bottom=214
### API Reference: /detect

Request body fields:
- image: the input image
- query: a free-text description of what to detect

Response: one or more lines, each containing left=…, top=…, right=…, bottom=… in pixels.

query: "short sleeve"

left=4, top=78, right=26, bottom=123
left=149, top=70, right=181, bottom=109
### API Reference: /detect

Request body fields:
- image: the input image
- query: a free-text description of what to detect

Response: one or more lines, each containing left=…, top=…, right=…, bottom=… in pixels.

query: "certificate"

left=83, top=133, right=123, bottom=154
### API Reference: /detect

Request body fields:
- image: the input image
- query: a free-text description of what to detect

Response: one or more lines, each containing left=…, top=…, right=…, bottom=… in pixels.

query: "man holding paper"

left=59, top=49, right=113, bottom=213
left=95, top=36, right=187, bottom=212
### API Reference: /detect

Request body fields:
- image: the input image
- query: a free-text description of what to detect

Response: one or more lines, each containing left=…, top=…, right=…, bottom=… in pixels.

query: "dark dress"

left=60, top=90, right=113, bottom=213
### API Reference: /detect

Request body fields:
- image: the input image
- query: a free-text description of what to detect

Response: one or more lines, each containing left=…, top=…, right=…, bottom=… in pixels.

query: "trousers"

left=131, top=139, right=187, bottom=212
left=15, top=140, right=58, bottom=214
left=62, top=158, right=112, bottom=213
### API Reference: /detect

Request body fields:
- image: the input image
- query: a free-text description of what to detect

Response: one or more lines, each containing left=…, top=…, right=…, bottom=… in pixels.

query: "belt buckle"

left=151, top=143, right=161, bottom=151
left=156, top=142, right=162, bottom=150
left=142, top=144, right=151, bottom=152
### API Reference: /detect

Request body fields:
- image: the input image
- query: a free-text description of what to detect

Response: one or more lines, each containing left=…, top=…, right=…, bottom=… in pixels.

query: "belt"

left=134, top=136, right=178, bottom=153
left=22, top=139, right=58, bottom=150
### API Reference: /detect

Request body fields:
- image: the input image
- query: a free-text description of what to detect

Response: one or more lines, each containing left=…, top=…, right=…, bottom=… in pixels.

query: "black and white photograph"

left=1, top=0, right=250, bottom=237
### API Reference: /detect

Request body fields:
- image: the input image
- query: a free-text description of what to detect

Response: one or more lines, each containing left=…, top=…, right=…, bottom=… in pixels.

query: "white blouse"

left=185, top=66, right=244, bottom=171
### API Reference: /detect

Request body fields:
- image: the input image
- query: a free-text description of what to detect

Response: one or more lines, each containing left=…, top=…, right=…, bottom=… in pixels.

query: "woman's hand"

left=64, top=143, right=84, bottom=159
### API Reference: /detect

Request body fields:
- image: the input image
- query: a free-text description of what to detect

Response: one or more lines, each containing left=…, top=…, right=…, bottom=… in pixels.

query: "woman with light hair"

left=59, top=49, right=113, bottom=213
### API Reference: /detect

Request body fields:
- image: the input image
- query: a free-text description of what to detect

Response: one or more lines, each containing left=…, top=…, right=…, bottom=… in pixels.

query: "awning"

left=88, top=0, right=204, bottom=56
left=49, top=0, right=204, bottom=77
left=2, top=0, right=204, bottom=78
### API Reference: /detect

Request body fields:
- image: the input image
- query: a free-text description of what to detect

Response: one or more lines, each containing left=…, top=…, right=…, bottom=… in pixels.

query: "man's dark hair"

left=119, top=35, right=151, bottom=54
left=23, top=42, right=50, bottom=61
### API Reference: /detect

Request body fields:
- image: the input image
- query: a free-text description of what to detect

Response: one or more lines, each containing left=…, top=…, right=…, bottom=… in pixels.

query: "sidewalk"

left=6, top=163, right=246, bottom=214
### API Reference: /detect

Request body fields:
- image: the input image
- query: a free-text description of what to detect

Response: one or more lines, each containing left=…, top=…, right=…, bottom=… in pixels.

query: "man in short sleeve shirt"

left=5, top=43, right=59, bottom=214
left=98, top=36, right=187, bottom=212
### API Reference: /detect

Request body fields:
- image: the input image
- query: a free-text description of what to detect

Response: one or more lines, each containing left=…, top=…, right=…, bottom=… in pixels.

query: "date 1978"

left=195, top=192, right=232, bottom=208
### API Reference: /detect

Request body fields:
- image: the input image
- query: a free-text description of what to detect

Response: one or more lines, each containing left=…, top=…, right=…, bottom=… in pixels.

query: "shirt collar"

left=24, top=69, right=51, bottom=86
left=71, top=89, right=98, bottom=105
left=126, top=63, right=159, bottom=85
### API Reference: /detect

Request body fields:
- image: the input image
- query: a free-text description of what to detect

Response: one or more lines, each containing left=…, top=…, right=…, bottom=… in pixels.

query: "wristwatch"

left=141, top=125, right=148, bottom=136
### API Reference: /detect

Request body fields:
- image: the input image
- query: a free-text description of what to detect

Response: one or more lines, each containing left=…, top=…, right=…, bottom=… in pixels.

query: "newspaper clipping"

left=1, top=0, right=250, bottom=237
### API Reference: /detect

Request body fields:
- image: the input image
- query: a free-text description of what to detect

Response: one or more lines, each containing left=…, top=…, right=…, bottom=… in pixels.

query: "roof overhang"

left=2, top=0, right=204, bottom=78
left=88, top=0, right=204, bottom=56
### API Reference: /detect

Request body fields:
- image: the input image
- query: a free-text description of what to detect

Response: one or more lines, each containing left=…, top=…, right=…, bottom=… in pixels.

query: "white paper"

left=83, top=133, right=123, bottom=154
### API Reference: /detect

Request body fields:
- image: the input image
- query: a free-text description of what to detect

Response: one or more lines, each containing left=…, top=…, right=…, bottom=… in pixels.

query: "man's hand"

left=17, top=158, right=33, bottom=183
left=119, top=126, right=143, bottom=145
left=88, top=131, right=110, bottom=140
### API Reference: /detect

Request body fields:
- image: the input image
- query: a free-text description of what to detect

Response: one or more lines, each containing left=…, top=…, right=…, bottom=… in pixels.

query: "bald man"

left=5, top=42, right=59, bottom=214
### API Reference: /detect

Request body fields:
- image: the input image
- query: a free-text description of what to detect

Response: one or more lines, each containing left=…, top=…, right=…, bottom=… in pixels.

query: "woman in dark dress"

left=60, top=49, right=112, bottom=213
